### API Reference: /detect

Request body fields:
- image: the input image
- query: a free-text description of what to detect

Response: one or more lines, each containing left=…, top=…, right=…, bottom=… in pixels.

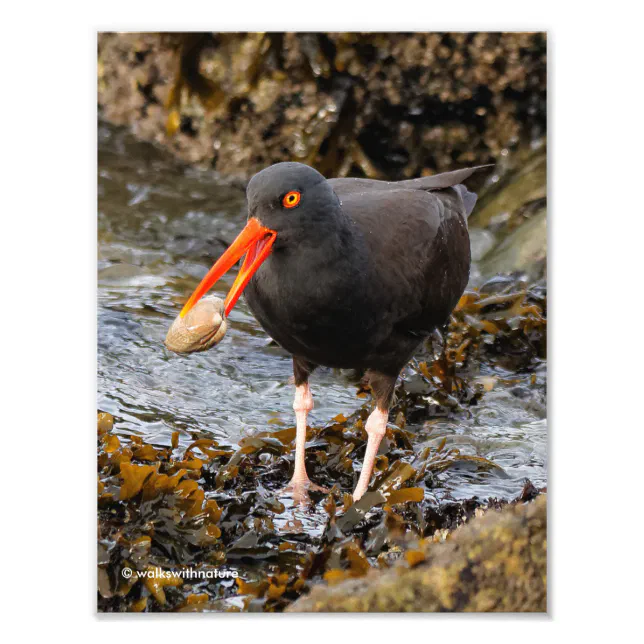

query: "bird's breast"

left=243, top=250, right=382, bottom=367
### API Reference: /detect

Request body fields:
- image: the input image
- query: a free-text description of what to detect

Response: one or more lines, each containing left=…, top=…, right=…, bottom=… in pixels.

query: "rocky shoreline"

left=98, top=32, right=546, bottom=182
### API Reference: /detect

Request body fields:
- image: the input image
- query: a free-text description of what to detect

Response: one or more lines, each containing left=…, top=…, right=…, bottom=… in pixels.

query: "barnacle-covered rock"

left=97, top=32, right=546, bottom=181
left=288, top=495, right=547, bottom=612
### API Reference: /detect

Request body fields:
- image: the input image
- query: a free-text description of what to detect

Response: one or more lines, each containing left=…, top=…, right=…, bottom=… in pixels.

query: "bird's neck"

left=311, top=208, right=369, bottom=273
left=271, top=208, right=370, bottom=289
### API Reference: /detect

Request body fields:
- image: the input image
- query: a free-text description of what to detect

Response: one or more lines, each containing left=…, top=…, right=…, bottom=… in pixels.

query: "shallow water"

left=98, top=123, right=547, bottom=503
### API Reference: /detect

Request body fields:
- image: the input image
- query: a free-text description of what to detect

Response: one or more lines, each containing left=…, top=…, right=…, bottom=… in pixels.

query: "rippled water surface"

left=98, top=123, right=547, bottom=502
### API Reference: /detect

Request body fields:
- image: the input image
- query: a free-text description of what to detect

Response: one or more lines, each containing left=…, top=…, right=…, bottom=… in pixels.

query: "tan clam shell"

left=164, top=296, right=228, bottom=354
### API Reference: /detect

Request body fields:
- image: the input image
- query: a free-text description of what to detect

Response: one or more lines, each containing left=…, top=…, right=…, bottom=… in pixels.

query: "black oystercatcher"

left=179, top=162, right=487, bottom=502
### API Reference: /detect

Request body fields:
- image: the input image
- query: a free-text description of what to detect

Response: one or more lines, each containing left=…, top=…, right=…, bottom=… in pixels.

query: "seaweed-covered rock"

left=97, top=406, right=544, bottom=613
left=97, top=32, right=546, bottom=181
left=287, top=495, right=546, bottom=612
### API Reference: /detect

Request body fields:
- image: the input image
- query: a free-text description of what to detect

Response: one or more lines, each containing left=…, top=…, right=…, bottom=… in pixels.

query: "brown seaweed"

left=98, top=402, right=542, bottom=611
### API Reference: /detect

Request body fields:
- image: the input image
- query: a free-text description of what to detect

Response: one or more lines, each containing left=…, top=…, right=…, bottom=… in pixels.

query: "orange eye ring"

left=282, top=191, right=301, bottom=209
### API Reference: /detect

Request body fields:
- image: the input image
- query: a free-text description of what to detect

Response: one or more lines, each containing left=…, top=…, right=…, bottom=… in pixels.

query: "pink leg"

left=290, top=383, right=313, bottom=485
left=283, top=384, right=327, bottom=503
left=352, top=407, right=389, bottom=501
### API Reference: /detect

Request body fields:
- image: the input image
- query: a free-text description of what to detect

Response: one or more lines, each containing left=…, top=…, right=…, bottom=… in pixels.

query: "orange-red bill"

left=180, top=217, right=276, bottom=318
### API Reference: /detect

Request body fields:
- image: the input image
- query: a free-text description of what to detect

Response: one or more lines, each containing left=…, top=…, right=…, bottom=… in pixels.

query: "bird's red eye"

left=282, top=191, right=301, bottom=209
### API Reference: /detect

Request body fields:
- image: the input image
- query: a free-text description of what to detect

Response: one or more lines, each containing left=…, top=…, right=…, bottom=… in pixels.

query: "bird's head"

left=180, top=162, right=340, bottom=319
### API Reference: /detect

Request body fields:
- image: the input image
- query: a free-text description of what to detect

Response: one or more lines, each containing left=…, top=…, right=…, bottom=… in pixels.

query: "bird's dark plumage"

left=244, top=162, right=486, bottom=378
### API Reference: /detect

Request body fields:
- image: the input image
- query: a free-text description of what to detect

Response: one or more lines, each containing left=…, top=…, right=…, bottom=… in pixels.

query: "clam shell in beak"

left=165, top=296, right=228, bottom=354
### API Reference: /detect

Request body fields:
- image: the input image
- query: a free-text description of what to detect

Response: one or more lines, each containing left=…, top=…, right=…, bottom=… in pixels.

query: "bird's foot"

left=281, top=477, right=329, bottom=505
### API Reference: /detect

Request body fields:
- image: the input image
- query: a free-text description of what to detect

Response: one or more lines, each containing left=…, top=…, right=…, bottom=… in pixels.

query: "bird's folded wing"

left=328, top=165, right=492, bottom=198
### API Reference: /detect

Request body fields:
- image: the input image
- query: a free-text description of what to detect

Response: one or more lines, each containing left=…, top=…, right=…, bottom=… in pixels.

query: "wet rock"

left=288, top=495, right=546, bottom=612
left=479, top=207, right=547, bottom=280
left=470, top=147, right=546, bottom=230
left=468, top=144, right=547, bottom=281
left=469, top=228, right=497, bottom=262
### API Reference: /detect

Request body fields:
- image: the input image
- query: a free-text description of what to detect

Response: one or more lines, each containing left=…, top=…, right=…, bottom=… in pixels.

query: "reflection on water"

left=98, top=122, right=547, bottom=502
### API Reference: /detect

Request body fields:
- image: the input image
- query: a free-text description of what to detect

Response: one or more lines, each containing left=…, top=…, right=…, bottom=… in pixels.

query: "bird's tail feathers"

left=399, top=164, right=493, bottom=192
left=452, top=184, right=478, bottom=219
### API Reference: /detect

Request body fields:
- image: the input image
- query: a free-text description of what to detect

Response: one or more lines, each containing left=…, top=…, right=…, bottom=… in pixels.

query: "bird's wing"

left=395, top=164, right=492, bottom=190
left=328, top=165, right=490, bottom=194
left=329, top=164, right=490, bottom=219
left=341, top=186, right=472, bottom=332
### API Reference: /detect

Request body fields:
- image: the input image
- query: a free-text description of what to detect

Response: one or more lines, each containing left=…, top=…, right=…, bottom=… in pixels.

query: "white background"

left=1, top=0, right=643, bottom=638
